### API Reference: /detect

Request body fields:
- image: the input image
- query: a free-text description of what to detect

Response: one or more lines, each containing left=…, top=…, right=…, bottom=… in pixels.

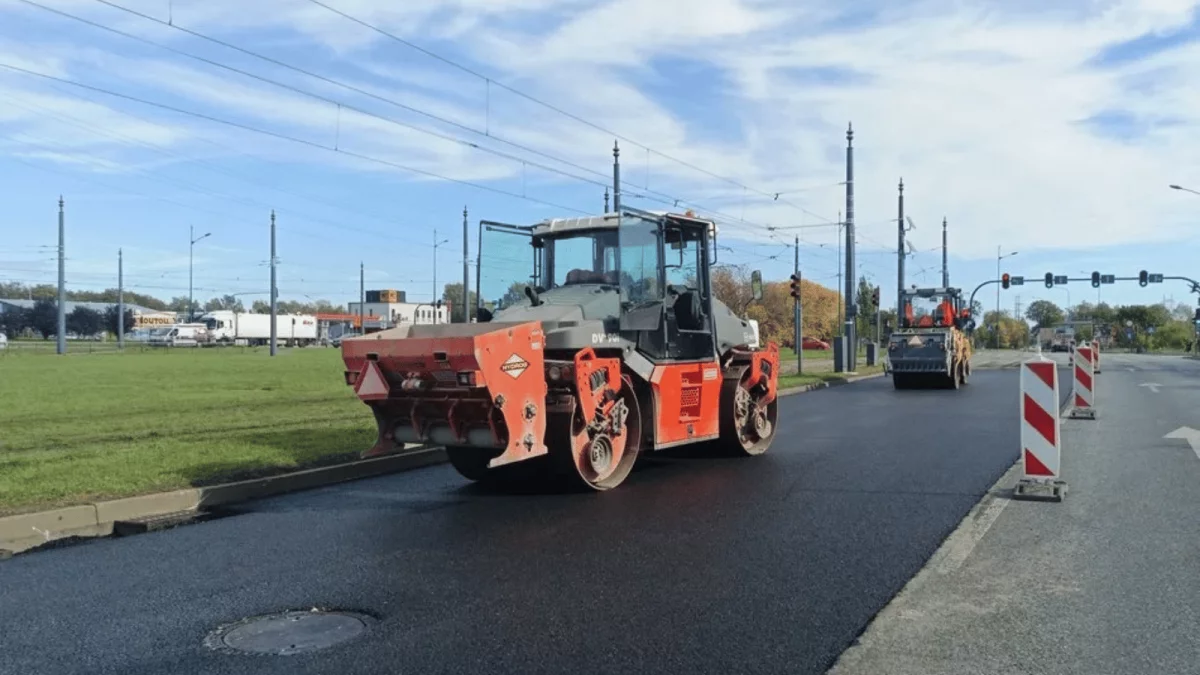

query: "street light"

left=189, top=225, right=211, bottom=322
left=996, top=247, right=1018, bottom=348
left=432, top=229, right=450, bottom=324
left=1169, top=184, right=1200, bottom=197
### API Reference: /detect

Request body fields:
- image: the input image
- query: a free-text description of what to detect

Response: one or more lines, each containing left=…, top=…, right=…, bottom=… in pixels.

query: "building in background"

left=347, top=289, right=450, bottom=328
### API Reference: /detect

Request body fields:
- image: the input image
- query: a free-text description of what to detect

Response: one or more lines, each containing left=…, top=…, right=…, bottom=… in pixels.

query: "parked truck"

left=198, top=311, right=318, bottom=347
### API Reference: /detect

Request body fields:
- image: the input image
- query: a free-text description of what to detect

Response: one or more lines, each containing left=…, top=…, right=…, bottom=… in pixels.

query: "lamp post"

left=432, top=229, right=450, bottom=324
left=1169, top=184, right=1200, bottom=197
left=996, top=247, right=1018, bottom=348
left=189, top=226, right=211, bottom=322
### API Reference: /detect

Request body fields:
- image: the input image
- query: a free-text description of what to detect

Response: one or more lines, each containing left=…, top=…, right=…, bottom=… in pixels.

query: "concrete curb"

left=1, top=372, right=888, bottom=558
left=0, top=446, right=447, bottom=557
left=779, top=372, right=886, bottom=397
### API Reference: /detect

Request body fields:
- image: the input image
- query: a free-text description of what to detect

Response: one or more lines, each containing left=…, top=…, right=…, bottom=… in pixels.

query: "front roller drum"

left=547, top=376, right=643, bottom=491
left=718, top=368, right=778, bottom=456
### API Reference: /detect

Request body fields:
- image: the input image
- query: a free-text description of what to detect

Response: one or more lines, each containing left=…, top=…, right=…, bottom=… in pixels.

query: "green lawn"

left=778, top=364, right=885, bottom=390
left=0, top=347, right=374, bottom=515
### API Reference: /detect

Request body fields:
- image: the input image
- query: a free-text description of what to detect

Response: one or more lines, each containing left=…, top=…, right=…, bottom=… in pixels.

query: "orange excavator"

left=340, top=207, right=779, bottom=490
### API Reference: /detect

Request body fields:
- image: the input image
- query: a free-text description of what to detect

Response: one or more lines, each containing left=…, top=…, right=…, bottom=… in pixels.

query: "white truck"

left=147, top=323, right=209, bottom=348
left=199, top=311, right=318, bottom=347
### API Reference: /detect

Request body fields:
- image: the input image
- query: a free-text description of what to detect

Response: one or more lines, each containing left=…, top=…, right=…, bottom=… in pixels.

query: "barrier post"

left=1015, top=356, right=1068, bottom=501
left=1069, top=345, right=1097, bottom=420
left=1092, top=339, right=1101, bottom=373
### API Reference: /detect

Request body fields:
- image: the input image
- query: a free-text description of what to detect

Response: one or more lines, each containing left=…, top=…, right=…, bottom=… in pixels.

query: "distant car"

left=801, top=337, right=831, bottom=350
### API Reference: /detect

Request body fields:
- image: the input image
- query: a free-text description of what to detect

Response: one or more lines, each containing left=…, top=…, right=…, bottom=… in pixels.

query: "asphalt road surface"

left=4, top=370, right=1032, bottom=675
left=831, top=353, right=1200, bottom=675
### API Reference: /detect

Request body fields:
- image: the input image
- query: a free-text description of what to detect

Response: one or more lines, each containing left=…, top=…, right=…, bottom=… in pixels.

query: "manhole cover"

left=204, top=609, right=372, bottom=656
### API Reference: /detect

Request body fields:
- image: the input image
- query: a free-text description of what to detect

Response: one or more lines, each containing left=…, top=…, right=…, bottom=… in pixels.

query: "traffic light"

left=1001, top=273, right=1010, bottom=289
left=1139, top=270, right=1148, bottom=287
left=1091, top=271, right=1100, bottom=288
left=1044, top=272, right=1054, bottom=288
left=789, top=273, right=802, bottom=299
left=871, top=286, right=880, bottom=306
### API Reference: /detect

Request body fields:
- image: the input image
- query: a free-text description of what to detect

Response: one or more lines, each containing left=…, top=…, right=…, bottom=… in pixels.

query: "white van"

left=148, top=324, right=208, bottom=347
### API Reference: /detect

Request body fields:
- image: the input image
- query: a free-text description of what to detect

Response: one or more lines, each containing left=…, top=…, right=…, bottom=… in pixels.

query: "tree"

left=0, top=305, right=27, bottom=337
left=103, top=305, right=135, bottom=337
left=66, top=306, right=103, bottom=337
left=251, top=300, right=270, bottom=313
left=1024, top=299, right=1064, bottom=330
left=499, top=281, right=528, bottom=308
left=441, top=283, right=478, bottom=322
left=1152, top=320, right=1192, bottom=351
left=710, top=267, right=754, bottom=316
left=28, top=298, right=58, bottom=338
left=854, top=276, right=876, bottom=341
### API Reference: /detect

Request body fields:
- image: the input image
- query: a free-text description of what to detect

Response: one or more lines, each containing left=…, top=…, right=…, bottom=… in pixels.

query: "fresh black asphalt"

left=1, top=370, right=1031, bottom=675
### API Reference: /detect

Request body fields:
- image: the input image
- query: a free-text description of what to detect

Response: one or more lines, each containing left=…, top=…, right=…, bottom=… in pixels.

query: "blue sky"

left=2, top=0, right=1200, bottom=315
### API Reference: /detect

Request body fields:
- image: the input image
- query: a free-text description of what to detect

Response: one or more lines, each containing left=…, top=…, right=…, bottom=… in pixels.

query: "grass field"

left=777, top=364, right=885, bottom=390
left=0, top=347, right=373, bottom=515
left=0, top=343, right=884, bottom=515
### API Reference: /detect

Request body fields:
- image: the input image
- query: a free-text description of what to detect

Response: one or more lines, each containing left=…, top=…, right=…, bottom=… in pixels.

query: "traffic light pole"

left=793, top=238, right=803, bottom=375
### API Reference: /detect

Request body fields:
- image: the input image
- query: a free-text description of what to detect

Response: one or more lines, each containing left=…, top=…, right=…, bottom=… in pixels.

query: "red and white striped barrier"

left=1070, top=345, right=1097, bottom=420
left=1016, top=357, right=1068, bottom=500
left=1092, top=339, right=1101, bottom=373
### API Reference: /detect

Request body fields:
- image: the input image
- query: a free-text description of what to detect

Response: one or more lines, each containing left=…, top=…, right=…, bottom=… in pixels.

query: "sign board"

left=1010, top=276, right=1025, bottom=286
left=1053, top=275, right=1069, bottom=285
left=1100, top=274, right=1115, bottom=284
left=1148, top=273, right=1164, bottom=283
left=1126, top=328, right=1134, bottom=339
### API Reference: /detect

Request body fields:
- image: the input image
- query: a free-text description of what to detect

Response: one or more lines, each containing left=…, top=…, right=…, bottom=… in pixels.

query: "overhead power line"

left=0, top=61, right=590, bottom=215
left=303, top=0, right=821, bottom=210
left=70, top=0, right=788, bottom=231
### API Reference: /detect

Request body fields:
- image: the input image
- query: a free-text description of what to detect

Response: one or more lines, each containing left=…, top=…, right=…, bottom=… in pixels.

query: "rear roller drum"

left=718, top=369, right=778, bottom=456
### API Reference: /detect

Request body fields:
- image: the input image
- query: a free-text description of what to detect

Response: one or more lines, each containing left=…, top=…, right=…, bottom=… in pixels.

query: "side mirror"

left=476, top=307, right=494, bottom=323
left=750, top=270, right=763, bottom=301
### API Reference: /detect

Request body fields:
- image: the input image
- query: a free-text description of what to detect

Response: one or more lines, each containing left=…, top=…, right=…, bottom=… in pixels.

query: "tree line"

left=0, top=299, right=133, bottom=339
left=975, top=298, right=1196, bottom=350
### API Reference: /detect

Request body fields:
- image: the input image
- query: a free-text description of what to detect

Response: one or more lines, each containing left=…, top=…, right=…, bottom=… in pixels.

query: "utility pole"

left=941, top=217, right=949, bottom=288
left=189, top=225, right=194, bottom=322
left=836, top=211, right=843, bottom=334
left=876, top=290, right=882, bottom=343
left=359, top=262, right=364, bottom=335
left=117, top=248, right=124, bottom=350
left=995, top=245, right=1001, bottom=349
left=794, top=236, right=802, bottom=375
left=612, top=141, right=621, bottom=214
left=897, top=179, right=905, bottom=318
left=844, top=123, right=857, bottom=370
left=269, top=210, right=277, bottom=356
left=462, top=206, right=469, bottom=323
left=57, top=196, right=65, bottom=355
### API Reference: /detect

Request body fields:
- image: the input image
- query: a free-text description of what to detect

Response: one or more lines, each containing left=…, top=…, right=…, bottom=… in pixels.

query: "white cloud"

left=2, top=0, right=1200, bottom=274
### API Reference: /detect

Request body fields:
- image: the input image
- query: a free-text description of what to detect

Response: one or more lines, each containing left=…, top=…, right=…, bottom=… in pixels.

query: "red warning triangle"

left=355, top=361, right=390, bottom=401
left=1023, top=448, right=1054, bottom=477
